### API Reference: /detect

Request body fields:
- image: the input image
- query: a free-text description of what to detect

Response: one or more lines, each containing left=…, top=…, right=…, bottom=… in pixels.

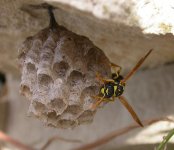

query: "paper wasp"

left=92, top=49, right=153, bottom=127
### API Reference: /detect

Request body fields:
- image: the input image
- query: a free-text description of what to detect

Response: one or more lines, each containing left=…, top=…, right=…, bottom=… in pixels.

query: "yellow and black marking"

left=92, top=49, right=153, bottom=127
left=100, top=76, right=125, bottom=98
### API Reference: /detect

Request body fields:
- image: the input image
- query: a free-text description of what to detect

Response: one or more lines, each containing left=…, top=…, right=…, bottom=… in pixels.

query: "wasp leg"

left=101, top=96, right=115, bottom=102
left=110, top=62, right=122, bottom=77
left=91, top=95, right=111, bottom=110
left=91, top=99, right=104, bottom=110
left=111, top=96, right=115, bottom=102
left=91, top=95, right=102, bottom=101
left=118, top=95, right=143, bottom=127
left=121, top=49, right=153, bottom=83
left=96, top=72, right=115, bottom=83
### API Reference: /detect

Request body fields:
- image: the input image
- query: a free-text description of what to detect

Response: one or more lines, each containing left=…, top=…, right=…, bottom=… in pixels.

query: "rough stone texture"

left=51, top=0, right=174, bottom=34
left=135, top=0, right=174, bottom=34
left=18, top=22, right=111, bottom=128
left=0, top=0, right=174, bottom=76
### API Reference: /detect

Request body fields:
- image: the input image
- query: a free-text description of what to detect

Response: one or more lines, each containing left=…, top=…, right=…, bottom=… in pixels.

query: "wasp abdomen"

left=114, top=83, right=124, bottom=97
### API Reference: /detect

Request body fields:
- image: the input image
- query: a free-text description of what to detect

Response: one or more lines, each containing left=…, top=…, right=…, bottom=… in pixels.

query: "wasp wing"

left=118, top=95, right=143, bottom=127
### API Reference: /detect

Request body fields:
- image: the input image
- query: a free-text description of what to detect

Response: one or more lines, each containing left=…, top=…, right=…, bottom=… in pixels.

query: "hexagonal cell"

left=53, top=61, right=69, bottom=78
left=38, top=73, right=53, bottom=87
left=26, top=39, right=42, bottom=62
left=85, top=48, right=98, bottom=69
left=26, top=62, right=36, bottom=73
left=30, top=39, right=42, bottom=53
left=57, top=36, right=83, bottom=69
left=67, top=70, right=84, bottom=87
left=40, top=50, right=54, bottom=63
left=86, top=48, right=111, bottom=77
left=27, top=50, right=39, bottom=64
left=47, top=111, right=59, bottom=126
left=81, top=86, right=98, bottom=97
left=47, top=111, right=58, bottom=118
left=64, top=105, right=82, bottom=116
left=48, top=98, right=67, bottom=114
left=20, top=84, right=32, bottom=99
left=77, top=110, right=95, bottom=124
left=35, top=112, right=49, bottom=122
left=32, top=101, right=46, bottom=113
left=59, top=35, right=76, bottom=54
left=42, top=35, right=57, bottom=50
left=57, top=119, right=77, bottom=129
left=80, top=86, right=99, bottom=109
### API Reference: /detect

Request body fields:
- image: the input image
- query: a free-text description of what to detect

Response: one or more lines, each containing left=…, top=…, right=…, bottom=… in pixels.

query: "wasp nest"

left=18, top=8, right=111, bottom=128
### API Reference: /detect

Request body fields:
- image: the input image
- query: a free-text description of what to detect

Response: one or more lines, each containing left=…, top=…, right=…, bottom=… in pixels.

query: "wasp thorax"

left=100, top=80, right=125, bottom=99
left=18, top=17, right=111, bottom=128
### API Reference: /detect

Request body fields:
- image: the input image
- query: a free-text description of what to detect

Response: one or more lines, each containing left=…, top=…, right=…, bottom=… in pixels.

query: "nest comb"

left=18, top=6, right=111, bottom=128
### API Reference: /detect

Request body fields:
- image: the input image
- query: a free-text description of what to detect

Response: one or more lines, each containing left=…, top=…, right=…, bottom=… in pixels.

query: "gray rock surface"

left=0, top=0, right=174, bottom=75
left=0, top=0, right=174, bottom=149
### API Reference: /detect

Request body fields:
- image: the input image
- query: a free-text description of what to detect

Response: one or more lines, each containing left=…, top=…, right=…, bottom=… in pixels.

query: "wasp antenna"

left=121, top=49, right=153, bottom=83
left=118, top=96, right=143, bottom=127
left=47, top=6, right=58, bottom=29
